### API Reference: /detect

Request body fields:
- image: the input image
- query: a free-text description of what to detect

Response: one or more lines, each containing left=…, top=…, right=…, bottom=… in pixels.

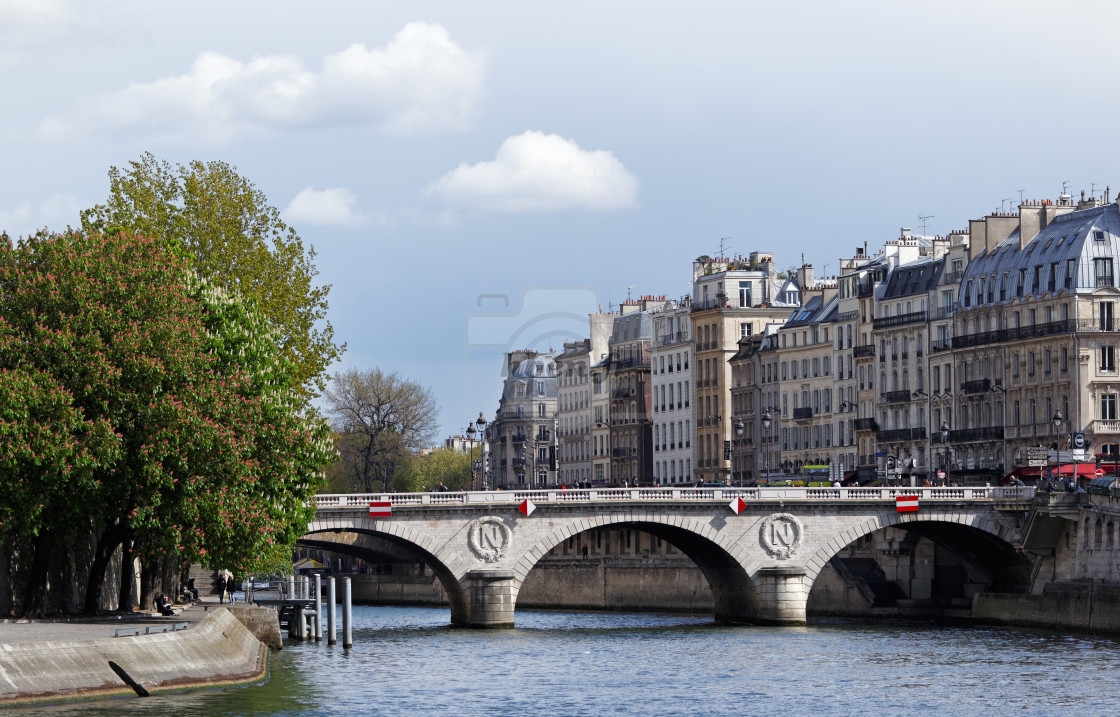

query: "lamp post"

left=761, top=411, right=772, bottom=485
left=466, top=412, right=488, bottom=490
left=1052, top=410, right=1064, bottom=486
left=735, top=419, right=745, bottom=486
left=940, top=422, right=950, bottom=487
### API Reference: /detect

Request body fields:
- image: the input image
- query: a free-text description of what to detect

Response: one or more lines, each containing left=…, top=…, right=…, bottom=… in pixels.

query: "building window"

left=1095, top=258, right=1115, bottom=288
left=1103, top=394, right=1118, bottom=421
left=1103, top=346, right=1117, bottom=372
left=1101, top=302, right=1115, bottom=332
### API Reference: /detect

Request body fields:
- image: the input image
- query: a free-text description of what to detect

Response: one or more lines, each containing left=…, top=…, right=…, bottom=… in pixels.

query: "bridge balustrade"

left=313, top=485, right=1035, bottom=508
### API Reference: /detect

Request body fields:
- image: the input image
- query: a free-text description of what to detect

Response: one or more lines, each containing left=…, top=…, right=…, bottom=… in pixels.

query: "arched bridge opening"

left=515, top=517, right=763, bottom=625
left=301, top=526, right=468, bottom=623
left=805, top=517, right=1031, bottom=619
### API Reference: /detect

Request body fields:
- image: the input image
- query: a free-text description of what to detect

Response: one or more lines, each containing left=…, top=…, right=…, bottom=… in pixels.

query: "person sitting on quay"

left=155, top=593, right=177, bottom=617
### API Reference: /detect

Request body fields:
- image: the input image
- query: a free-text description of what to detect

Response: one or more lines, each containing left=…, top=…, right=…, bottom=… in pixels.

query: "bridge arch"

left=303, top=517, right=471, bottom=624
left=800, top=509, right=1030, bottom=607
left=512, top=512, right=764, bottom=624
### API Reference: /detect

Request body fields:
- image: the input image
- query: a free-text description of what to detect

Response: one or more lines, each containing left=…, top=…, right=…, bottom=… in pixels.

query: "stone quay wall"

left=0, top=608, right=268, bottom=707
left=974, top=583, right=1120, bottom=634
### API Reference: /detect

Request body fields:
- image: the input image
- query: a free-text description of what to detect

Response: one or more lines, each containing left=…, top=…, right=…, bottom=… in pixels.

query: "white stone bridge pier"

left=305, top=486, right=1034, bottom=628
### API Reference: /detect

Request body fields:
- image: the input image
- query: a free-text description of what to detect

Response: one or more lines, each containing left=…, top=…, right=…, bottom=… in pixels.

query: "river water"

left=27, top=606, right=1120, bottom=716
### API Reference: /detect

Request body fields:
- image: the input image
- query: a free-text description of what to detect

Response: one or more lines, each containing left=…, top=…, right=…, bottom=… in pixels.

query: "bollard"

left=314, top=574, right=323, bottom=642
left=328, top=577, right=337, bottom=646
left=288, top=574, right=296, bottom=600
left=342, top=576, right=353, bottom=649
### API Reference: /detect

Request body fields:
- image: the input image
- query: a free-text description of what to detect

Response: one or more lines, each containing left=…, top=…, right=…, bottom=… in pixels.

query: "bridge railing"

left=313, top=485, right=1035, bottom=508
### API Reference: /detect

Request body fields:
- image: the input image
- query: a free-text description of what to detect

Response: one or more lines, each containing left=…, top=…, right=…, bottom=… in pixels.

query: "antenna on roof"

left=1062, top=180, right=1070, bottom=195
left=1001, top=198, right=1013, bottom=213
left=1018, top=189, right=1026, bottom=204
left=918, top=215, right=934, bottom=236
left=718, top=237, right=730, bottom=259
left=627, top=284, right=635, bottom=302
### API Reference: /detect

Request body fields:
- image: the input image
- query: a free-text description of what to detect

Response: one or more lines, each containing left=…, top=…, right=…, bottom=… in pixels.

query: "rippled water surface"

left=26, top=606, right=1120, bottom=716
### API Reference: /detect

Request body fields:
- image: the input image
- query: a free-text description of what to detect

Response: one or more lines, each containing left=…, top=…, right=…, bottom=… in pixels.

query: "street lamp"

left=735, top=419, right=745, bottom=486
left=762, top=411, right=772, bottom=485
left=1052, top=410, right=1064, bottom=484
left=940, top=422, right=950, bottom=487
left=465, top=412, right=488, bottom=490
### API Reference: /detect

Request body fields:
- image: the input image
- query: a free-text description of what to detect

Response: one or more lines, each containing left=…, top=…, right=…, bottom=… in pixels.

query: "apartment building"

left=650, top=300, right=695, bottom=484
left=607, top=297, right=667, bottom=485
left=490, top=350, right=558, bottom=489
left=951, top=193, right=1120, bottom=479
left=691, top=253, right=799, bottom=483
left=556, top=312, right=614, bottom=487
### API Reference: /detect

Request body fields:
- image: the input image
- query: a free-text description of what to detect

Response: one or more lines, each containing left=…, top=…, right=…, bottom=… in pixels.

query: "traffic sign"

left=1096, top=469, right=1106, bottom=478
left=1027, top=447, right=1049, bottom=459
left=937, top=470, right=946, bottom=479
left=729, top=497, right=746, bottom=515
left=896, top=496, right=919, bottom=513
left=1028, top=459, right=1048, bottom=467
left=369, top=501, right=392, bottom=518
left=1073, top=433, right=1087, bottom=450
left=518, top=499, right=536, bottom=516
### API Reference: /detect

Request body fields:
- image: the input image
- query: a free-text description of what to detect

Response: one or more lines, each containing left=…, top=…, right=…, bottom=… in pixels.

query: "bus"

left=800, top=465, right=832, bottom=486
left=760, top=465, right=832, bottom=487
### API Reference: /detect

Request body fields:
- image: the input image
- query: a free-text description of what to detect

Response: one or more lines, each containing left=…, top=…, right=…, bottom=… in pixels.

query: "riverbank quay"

left=0, top=604, right=273, bottom=707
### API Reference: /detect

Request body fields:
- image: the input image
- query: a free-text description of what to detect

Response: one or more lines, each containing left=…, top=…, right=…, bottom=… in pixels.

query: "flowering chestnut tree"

left=0, top=230, right=331, bottom=615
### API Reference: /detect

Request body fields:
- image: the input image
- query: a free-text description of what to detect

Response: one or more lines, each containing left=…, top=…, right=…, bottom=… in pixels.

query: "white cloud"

left=0, top=194, right=82, bottom=238
left=283, top=187, right=366, bottom=226
left=0, top=0, right=71, bottom=26
left=427, top=131, right=639, bottom=212
left=36, top=22, right=484, bottom=142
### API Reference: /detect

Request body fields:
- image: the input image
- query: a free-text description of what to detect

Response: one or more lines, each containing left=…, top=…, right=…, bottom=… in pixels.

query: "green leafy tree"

left=323, top=368, right=440, bottom=493
left=0, top=230, right=332, bottom=615
left=80, top=152, right=342, bottom=400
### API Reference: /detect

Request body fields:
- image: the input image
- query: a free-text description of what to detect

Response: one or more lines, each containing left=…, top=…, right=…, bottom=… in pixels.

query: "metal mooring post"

left=327, top=577, right=337, bottom=646
left=313, top=574, right=323, bottom=642
left=342, top=576, right=353, bottom=649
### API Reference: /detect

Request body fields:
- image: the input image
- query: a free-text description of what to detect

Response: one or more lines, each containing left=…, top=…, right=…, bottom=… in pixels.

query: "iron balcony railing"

left=880, top=389, right=913, bottom=404
left=854, top=417, right=877, bottom=431
left=872, top=311, right=928, bottom=330
left=930, top=338, right=952, bottom=353
left=875, top=427, right=927, bottom=443
left=793, top=407, right=814, bottom=420
left=961, top=378, right=991, bottom=395
left=852, top=344, right=875, bottom=359
left=657, top=331, right=690, bottom=346
left=948, top=426, right=1005, bottom=443
left=613, top=357, right=650, bottom=369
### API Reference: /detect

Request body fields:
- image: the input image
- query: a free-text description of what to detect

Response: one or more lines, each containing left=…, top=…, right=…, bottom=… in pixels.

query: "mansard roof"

left=882, top=256, right=944, bottom=300
left=960, top=202, right=1120, bottom=306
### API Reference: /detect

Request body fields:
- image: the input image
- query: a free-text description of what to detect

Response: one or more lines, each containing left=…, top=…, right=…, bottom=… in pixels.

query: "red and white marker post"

left=369, top=501, right=392, bottom=518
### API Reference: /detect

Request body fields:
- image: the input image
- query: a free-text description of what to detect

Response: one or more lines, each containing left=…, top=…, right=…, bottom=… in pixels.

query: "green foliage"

left=0, top=230, right=333, bottom=610
left=392, top=448, right=471, bottom=493
left=80, top=152, right=342, bottom=400
left=323, top=368, right=440, bottom=493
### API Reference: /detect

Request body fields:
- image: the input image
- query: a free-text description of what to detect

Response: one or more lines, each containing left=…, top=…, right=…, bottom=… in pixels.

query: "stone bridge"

left=304, top=485, right=1035, bottom=628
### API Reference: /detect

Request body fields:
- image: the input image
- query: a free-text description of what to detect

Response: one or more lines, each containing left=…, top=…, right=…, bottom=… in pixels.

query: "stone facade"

left=650, top=300, right=695, bottom=484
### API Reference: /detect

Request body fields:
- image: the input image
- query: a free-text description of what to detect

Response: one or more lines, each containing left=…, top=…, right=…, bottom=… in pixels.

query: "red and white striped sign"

left=729, top=497, right=747, bottom=515
left=896, top=496, right=919, bottom=513
left=1096, top=469, right=1105, bottom=478
left=369, top=501, right=392, bottom=518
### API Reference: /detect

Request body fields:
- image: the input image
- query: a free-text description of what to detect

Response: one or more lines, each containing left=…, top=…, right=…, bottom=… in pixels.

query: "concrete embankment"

left=0, top=607, right=269, bottom=707
left=974, top=583, right=1120, bottom=634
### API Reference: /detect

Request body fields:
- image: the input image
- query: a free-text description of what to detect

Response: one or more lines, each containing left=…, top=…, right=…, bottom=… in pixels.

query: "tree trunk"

left=139, top=558, right=158, bottom=612
left=83, top=522, right=128, bottom=616
left=117, top=541, right=135, bottom=613
left=20, top=530, right=55, bottom=618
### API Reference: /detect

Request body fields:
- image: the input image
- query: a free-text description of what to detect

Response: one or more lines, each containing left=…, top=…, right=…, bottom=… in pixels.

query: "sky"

left=3, top=0, right=1120, bottom=442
